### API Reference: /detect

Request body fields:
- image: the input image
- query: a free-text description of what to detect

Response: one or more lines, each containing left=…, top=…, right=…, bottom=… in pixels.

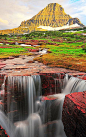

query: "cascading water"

left=63, top=76, right=86, bottom=94
left=0, top=74, right=86, bottom=137
left=0, top=75, right=44, bottom=137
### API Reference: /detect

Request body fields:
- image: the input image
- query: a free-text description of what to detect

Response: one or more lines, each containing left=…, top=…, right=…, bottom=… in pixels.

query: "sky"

left=0, top=0, right=86, bottom=30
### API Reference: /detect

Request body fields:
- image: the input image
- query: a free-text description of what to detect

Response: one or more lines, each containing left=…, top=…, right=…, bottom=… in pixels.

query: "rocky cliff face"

left=20, top=3, right=71, bottom=28
left=0, top=3, right=84, bottom=34
left=67, top=18, right=84, bottom=26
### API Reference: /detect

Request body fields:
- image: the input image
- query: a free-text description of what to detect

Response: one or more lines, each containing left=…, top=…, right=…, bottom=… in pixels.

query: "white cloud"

left=79, top=6, right=86, bottom=15
left=0, top=0, right=32, bottom=29
left=0, top=18, right=8, bottom=25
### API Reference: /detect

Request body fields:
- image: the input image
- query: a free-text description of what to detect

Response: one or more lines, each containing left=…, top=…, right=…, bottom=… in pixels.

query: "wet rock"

left=9, top=56, right=14, bottom=59
left=0, top=54, right=85, bottom=78
left=68, top=72, right=86, bottom=77
left=40, top=73, right=65, bottom=95
left=79, top=75, right=86, bottom=80
left=0, top=126, right=8, bottom=137
left=27, top=60, right=34, bottom=63
left=0, top=62, right=6, bottom=69
left=62, top=91, right=86, bottom=137
left=0, top=65, right=6, bottom=69
left=28, top=49, right=39, bottom=52
left=0, top=62, right=6, bottom=65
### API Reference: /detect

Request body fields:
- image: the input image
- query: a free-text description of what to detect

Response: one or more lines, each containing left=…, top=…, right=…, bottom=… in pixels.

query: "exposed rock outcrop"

left=67, top=18, right=84, bottom=27
left=62, top=91, right=86, bottom=137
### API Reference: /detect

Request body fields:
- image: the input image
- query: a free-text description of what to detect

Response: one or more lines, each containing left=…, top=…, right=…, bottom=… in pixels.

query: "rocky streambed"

left=0, top=50, right=86, bottom=77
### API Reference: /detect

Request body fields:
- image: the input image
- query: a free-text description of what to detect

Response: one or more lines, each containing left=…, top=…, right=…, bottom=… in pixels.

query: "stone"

left=0, top=65, right=6, bottom=69
left=27, top=60, right=34, bottom=63
left=40, top=73, right=65, bottom=95
left=68, top=72, right=86, bottom=77
left=0, top=126, right=8, bottom=137
left=9, top=56, right=14, bottom=59
left=79, top=75, right=86, bottom=80
left=28, top=49, right=39, bottom=52
left=62, top=91, right=86, bottom=137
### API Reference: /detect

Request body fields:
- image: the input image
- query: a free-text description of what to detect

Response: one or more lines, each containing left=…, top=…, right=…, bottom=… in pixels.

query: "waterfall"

left=0, top=74, right=86, bottom=137
left=0, top=75, right=44, bottom=137
left=0, top=110, right=15, bottom=137
left=63, top=76, right=86, bottom=94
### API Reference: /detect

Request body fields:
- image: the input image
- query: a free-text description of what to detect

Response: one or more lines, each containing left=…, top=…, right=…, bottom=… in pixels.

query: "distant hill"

left=0, top=3, right=84, bottom=35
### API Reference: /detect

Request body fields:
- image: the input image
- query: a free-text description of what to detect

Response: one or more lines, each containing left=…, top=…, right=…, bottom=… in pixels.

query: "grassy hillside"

left=0, top=28, right=86, bottom=71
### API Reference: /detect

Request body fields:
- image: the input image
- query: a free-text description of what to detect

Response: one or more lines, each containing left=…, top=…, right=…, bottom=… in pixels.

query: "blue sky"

left=0, top=0, right=86, bottom=30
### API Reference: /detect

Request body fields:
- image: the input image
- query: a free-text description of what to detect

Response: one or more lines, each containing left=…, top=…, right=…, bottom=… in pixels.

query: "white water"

left=20, top=44, right=31, bottom=46
left=39, top=49, right=47, bottom=55
left=63, top=76, right=86, bottom=94
left=0, top=74, right=86, bottom=137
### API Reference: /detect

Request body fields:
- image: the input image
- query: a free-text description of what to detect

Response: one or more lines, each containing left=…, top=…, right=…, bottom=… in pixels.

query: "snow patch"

left=37, top=23, right=80, bottom=31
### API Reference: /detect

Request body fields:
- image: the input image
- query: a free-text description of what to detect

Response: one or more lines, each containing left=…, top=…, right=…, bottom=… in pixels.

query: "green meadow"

left=0, top=27, right=86, bottom=71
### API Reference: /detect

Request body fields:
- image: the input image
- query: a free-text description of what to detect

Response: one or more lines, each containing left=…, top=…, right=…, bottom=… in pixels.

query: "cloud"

left=0, top=18, right=8, bottom=25
left=67, top=1, right=86, bottom=25
left=0, top=0, right=32, bottom=29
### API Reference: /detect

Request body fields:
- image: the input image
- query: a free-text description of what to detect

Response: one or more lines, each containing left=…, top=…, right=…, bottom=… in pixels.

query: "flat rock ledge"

left=62, top=91, right=86, bottom=137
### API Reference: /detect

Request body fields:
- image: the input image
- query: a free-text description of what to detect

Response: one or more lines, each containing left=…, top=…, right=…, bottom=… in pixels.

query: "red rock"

left=68, top=72, right=86, bottom=77
left=41, top=96, right=57, bottom=101
left=0, top=101, right=4, bottom=105
left=28, top=49, right=39, bottom=52
left=40, top=73, right=65, bottom=95
left=27, top=60, right=34, bottom=63
left=0, top=126, right=9, bottom=137
left=0, top=65, right=6, bottom=69
left=79, top=75, right=86, bottom=80
left=62, top=91, right=86, bottom=137
left=9, top=56, right=14, bottom=59
left=28, top=48, right=32, bottom=51
left=0, top=63, right=6, bottom=65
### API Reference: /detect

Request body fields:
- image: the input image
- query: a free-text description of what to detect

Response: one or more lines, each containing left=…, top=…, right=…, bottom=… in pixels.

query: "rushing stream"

left=0, top=74, right=86, bottom=137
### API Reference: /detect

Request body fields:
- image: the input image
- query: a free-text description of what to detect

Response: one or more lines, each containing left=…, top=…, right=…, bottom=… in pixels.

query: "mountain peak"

left=42, top=3, right=65, bottom=13
left=20, top=2, right=72, bottom=31
left=0, top=3, right=84, bottom=34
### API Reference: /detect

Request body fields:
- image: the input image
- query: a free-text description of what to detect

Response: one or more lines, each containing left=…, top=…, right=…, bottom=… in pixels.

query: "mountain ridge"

left=0, top=3, right=84, bottom=35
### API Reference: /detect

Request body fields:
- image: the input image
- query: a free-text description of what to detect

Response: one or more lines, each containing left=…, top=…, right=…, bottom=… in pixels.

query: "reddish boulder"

left=27, top=60, right=34, bottom=63
left=31, top=49, right=39, bottom=52
left=41, top=96, right=57, bottom=101
left=0, top=65, right=6, bottom=69
left=79, top=75, right=86, bottom=80
left=9, top=56, right=14, bottom=59
left=62, top=91, right=86, bottom=137
left=40, top=73, right=65, bottom=95
left=28, top=49, right=39, bottom=52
